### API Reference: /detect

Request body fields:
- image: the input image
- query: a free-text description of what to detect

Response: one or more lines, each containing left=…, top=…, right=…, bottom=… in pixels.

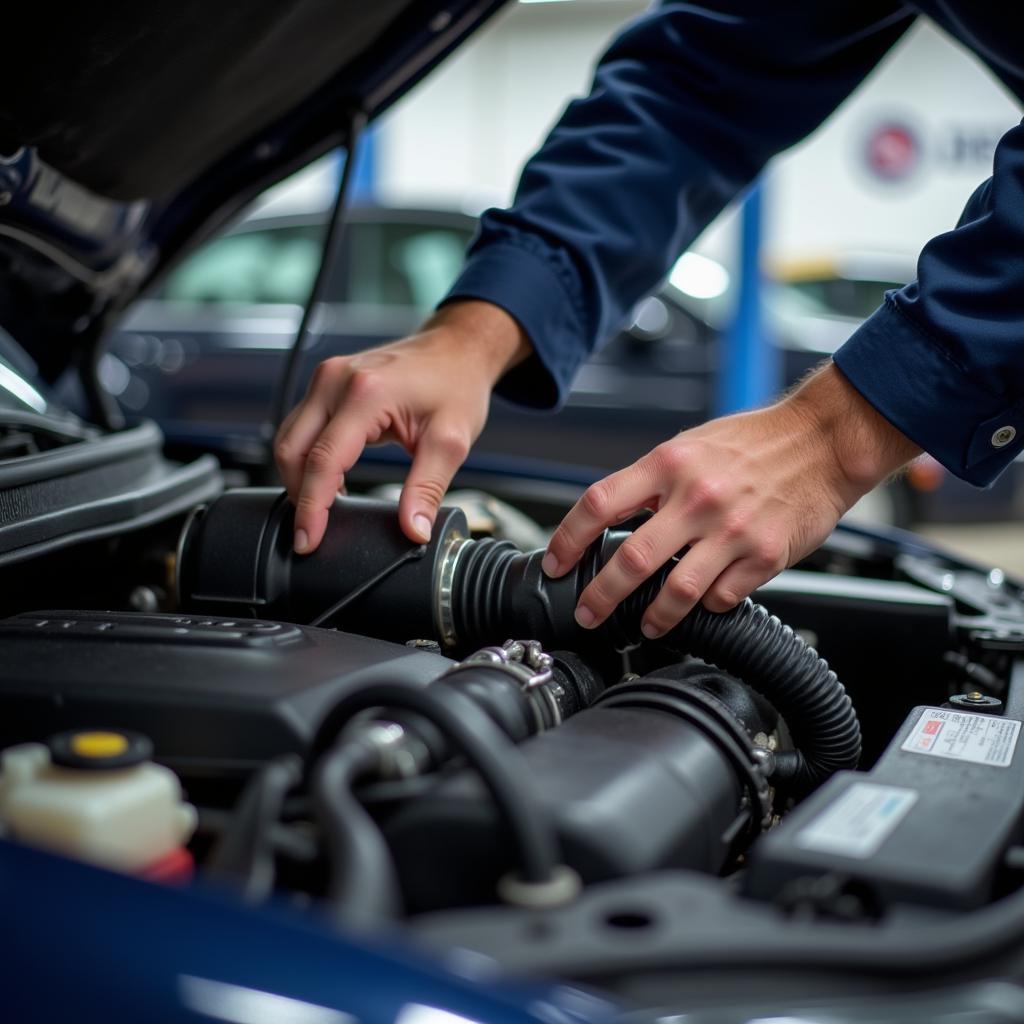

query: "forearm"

left=421, top=300, right=533, bottom=387
left=787, top=362, right=923, bottom=494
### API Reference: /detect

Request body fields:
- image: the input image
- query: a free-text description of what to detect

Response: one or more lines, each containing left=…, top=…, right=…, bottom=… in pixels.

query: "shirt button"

left=992, top=426, right=1017, bottom=448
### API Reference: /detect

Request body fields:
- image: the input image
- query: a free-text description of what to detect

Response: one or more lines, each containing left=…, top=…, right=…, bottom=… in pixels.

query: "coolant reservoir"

left=0, top=730, right=196, bottom=881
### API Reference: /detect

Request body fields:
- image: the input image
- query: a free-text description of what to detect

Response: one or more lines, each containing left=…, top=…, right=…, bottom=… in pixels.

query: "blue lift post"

left=348, top=121, right=379, bottom=204
left=715, top=179, right=781, bottom=416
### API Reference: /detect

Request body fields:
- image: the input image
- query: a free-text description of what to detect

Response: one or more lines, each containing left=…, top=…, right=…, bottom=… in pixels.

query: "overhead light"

left=669, top=252, right=730, bottom=300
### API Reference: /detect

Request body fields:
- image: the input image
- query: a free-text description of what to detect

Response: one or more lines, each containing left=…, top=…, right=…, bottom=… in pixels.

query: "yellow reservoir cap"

left=70, top=732, right=130, bottom=759
left=47, top=728, right=152, bottom=772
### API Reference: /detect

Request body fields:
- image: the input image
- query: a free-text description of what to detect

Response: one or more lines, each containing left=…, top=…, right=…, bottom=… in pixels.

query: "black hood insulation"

left=2, top=1, right=418, bottom=199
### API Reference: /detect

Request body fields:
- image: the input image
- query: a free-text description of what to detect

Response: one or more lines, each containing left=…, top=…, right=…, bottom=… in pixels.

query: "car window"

left=159, top=225, right=322, bottom=306
left=343, top=222, right=473, bottom=313
left=782, top=278, right=905, bottom=320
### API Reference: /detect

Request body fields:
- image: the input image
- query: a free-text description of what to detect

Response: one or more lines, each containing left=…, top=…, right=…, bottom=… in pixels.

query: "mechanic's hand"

left=542, top=362, right=922, bottom=638
left=275, top=300, right=531, bottom=554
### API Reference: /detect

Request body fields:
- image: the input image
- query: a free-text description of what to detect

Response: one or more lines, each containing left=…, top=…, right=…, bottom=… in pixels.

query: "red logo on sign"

left=923, top=720, right=942, bottom=735
left=864, top=122, right=920, bottom=182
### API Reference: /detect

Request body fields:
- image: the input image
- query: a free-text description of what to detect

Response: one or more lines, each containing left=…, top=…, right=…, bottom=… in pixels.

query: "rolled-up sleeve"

left=443, top=0, right=913, bottom=408
left=835, top=119, right=1024, bottom=485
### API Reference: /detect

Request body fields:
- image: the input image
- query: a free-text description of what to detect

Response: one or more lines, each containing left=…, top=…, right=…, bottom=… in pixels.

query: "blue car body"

left=1, top=839, right=617, bottom=1024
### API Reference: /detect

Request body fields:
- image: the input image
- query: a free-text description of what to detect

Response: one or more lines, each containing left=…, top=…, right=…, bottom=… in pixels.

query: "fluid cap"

left=48, top=729, right=154, bottom=771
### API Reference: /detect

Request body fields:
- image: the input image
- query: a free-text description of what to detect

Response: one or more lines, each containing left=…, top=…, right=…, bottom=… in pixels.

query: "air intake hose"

left=450, top=531, right=859, bottom=792
left=178, top=490, right=860, bottom=790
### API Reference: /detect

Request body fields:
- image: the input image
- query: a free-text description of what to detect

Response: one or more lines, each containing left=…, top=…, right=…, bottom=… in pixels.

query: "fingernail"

left=294, top=529, right=309, bottom=554
left=541, top=552, right=560, bottom=577
left=641, top=621, right=663, bottom=639
left=575, top=604, right=597, bottom=629
left=413, top=514, right=433, bottom=542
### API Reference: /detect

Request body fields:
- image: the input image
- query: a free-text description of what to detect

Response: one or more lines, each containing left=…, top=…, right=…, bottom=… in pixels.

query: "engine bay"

left=9, top=0, right=1024, bottom=1012
left=5, top=431, right=1024, bottom=1010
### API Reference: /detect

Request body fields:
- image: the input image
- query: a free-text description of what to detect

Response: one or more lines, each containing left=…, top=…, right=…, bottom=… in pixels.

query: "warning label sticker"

left=900, top=707, right=1021, bottom=768
left=796, top=783, right=918, bottom=860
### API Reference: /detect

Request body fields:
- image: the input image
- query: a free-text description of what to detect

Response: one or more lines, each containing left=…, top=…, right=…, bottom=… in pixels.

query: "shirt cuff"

left=440, top=241, right=588, bottom=410
left=834, top=295, right=1024, bottom=487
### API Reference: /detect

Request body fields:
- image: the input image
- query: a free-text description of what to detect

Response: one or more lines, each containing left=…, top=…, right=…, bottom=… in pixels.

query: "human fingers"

left=273, top=359, right=351, bottom=499
left=397, top=420, right=472, bottom=543
left=292, top=405, right=382, bottom=554
left=639, top=539, right=743, bottom=638
left=543, top=462, right=660, bottom=579
left=572, top=513, right=693, bottom=629
left=700, top=541, right=789, bottom=615
left=274, top=400, right=329, bottom=500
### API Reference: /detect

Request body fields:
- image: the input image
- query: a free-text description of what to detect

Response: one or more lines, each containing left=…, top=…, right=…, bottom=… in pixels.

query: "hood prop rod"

left=268, top=106, right=368, bottom=444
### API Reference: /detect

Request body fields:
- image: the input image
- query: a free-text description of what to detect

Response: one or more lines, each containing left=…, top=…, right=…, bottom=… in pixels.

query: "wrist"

left=425, top=300, right=533, bottom=385
left=786, top=361, right=922, bottom=492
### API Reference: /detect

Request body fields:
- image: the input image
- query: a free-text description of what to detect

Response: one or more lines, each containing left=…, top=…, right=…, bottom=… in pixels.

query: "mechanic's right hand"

left=274, top=300, right=531, bottom=555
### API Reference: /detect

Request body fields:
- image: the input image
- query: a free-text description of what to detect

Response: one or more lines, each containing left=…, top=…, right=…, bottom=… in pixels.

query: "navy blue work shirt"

left=443, top=2, right=1024, bottom=487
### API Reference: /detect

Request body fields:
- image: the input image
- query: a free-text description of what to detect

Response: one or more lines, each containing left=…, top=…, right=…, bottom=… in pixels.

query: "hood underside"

left=0, top=0, right=504, bottom=385
left=5, top=1, right=436, bottom=201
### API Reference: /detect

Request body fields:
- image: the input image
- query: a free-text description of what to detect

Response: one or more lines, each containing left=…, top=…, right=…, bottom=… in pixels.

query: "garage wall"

left=376, top=0, right=648, bottom=214
left=765, top=19, right=1021, bottom=265
left=374, top=1, right=1021, bottom=268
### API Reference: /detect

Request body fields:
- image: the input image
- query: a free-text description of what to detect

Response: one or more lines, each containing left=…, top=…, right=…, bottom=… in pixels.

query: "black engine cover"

left=0, top=610, right=451, bottom=783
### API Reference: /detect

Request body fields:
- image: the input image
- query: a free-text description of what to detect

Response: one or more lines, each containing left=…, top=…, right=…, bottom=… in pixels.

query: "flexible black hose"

left=198, top=810, right=318, bottom=864
left=453, top=535, right=861, bottom=793
left=313, top=735, right=403, bottom=927
left=206, top=755, right=304, bottom=901
left=614, top=580, right=860, bottom=792
left=318, top=682, right=561, bottom=886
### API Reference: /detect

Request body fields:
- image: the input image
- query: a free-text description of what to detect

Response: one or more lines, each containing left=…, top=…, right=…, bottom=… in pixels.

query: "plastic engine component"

left=0, top=420, right=222, bottom=567
left=178, top=489, right=469, bottom=643
left=745, top=704, right=1024, bottom=911
left=0, top=737, right=196, bottom=873
left=383, top=679, right=763, bottom=912
left=0, top=610, right=453, bottom=784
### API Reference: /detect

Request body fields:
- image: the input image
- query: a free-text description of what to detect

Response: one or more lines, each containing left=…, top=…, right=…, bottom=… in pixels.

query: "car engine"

left=4, top=399, right=1024, bottom=1007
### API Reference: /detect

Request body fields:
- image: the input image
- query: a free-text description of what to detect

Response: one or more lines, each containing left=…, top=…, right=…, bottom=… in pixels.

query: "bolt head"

left=992, top=426, right=1017, bottom=448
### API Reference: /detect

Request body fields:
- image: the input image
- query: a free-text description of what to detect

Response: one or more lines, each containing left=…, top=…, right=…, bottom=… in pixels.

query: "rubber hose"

left=453, top=535, right=860, bottom=793
left=207, top=754, right=304, bottom=901
left=613, top=578, right=860, bottom=792
left=317, top=682, right=561, bottom=885
left=314, top=737, right=403, bottom=927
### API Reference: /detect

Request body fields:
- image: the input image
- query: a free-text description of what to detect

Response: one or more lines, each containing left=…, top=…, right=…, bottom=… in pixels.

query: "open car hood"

left=0, top=0, right=505, bottom=384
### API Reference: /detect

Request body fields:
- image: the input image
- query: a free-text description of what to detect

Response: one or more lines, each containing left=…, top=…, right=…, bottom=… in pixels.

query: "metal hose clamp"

left=434, top=530, right=470, bottom=648
left=444, top=639, right=561, bottom=730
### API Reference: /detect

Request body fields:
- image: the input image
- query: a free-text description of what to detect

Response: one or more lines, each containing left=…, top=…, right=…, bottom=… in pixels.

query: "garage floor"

left=919, top=523, right=1024, bottom=578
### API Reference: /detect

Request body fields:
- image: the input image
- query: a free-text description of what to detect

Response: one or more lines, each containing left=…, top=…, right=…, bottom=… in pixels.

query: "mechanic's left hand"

left=542, top=362, right=921, bottom=638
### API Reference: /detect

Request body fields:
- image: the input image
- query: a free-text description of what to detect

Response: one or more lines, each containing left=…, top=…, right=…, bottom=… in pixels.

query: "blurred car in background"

left=102, top=204, right=1016, bottom=526
left=105, top=204, right=718, bottom=475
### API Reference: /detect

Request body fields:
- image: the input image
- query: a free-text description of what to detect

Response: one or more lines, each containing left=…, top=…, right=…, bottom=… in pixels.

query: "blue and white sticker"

left=795, top=783, right=918, bottom=860
left=901, top=707, right=1021, bottom=768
